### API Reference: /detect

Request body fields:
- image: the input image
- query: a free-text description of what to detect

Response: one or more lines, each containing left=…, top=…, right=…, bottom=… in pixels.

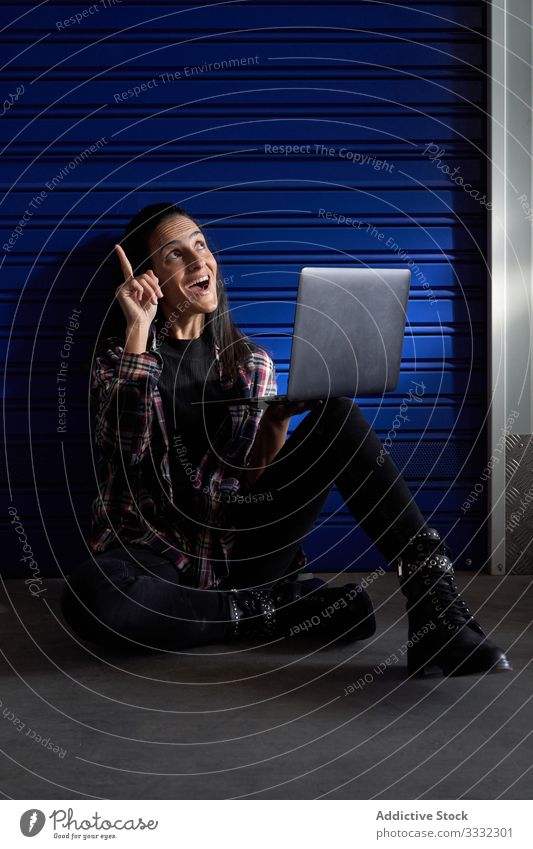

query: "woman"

left=60, top=202, right=511, bottom=677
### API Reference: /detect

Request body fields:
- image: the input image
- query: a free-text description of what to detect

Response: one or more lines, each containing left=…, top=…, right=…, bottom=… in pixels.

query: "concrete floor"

left=0, top=572, right=532, bottom=800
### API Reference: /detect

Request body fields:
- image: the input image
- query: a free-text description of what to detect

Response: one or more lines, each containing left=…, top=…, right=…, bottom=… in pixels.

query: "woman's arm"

left=244, top=400, right=323, bottom=487
left=92, top=246, right=164, bottom=466
left=242, top=350, right=323, bottom=486
left=92, top=324, right=163, bottom=466
left=244, top=407, right=291, bottom=487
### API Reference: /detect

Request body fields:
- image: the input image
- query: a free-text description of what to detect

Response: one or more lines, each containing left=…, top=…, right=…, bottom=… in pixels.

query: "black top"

left=157, top=328, right=228, bottom=520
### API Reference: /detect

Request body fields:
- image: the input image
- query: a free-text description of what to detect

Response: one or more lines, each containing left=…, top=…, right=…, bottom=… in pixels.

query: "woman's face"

left=147, top=215, right=218, bottom=316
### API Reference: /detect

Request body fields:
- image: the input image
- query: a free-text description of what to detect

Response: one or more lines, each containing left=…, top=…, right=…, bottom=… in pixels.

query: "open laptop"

left=191, top=267, right=411, bottom=408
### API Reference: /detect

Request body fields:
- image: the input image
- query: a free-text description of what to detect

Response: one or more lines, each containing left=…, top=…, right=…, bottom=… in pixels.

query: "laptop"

left=191, top=267, right=411, bottom=408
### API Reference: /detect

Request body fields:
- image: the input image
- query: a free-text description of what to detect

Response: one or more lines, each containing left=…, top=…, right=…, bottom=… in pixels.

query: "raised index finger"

left=114, top=243, right=134, bottom=281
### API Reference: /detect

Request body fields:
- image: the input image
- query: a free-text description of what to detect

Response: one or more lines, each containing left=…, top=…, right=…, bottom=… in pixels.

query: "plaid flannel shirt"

left=88, top=321, right=308, bottom=588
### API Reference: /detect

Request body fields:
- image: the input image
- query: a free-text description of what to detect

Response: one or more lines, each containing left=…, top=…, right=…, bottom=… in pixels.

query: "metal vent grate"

left=505, top=434, right=533, bottom=574
left=388, top=441, right=477, bottom=480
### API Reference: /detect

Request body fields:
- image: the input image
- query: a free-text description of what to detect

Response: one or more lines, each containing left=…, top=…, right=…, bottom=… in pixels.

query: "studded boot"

left=227, top=578, right=376, bottom=644
left=395, top=528, right=512, bottom=677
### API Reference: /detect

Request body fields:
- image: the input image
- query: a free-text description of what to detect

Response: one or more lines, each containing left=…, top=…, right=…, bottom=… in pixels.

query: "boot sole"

left=407, top=653, right=513, bottom=678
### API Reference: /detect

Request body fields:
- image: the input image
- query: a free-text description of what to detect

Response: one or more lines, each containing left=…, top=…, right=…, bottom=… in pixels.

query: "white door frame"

left=488, top=0, right=532, bottom=573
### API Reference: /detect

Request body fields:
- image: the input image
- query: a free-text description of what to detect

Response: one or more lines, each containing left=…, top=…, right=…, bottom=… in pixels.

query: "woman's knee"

left=60, top=580, right=110, bottom=644
left=65, top=557, right=125, bottom=604
left=313, top=396, right=360, bottom=432
left=60, top=556, right=134, bottom=643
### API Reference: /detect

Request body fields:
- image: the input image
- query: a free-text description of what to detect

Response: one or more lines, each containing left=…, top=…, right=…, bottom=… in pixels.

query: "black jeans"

left=60, top=398, right=428, bottom=651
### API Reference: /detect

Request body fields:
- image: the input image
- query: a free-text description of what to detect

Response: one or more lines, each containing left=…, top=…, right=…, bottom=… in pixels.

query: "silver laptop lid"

left=286, top=267, right=411, bottom=401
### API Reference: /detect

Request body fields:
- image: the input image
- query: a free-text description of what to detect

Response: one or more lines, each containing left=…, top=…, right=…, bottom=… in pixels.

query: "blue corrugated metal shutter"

left=1, top=1, right=487, bottom=576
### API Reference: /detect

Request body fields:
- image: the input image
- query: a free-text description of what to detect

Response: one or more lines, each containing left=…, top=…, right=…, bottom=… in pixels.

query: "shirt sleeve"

left=91, top=341, right=163, bottom=466
left=250, top=349, right=277, bottom=399
left=264, top=352, right=277, bottom=397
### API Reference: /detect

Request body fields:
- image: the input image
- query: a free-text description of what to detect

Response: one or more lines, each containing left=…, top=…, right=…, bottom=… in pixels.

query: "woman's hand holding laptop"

left=262, top=398, right=324, bottom=422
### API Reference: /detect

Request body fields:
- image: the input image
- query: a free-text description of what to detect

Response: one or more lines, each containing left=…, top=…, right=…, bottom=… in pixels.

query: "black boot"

left=396, top=528, right=512, bottom=677
left=227, top=578, right=376, bottom=644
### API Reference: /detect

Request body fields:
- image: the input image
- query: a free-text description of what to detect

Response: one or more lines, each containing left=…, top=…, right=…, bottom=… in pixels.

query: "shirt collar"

left=149, top=320, right=223, bottom=376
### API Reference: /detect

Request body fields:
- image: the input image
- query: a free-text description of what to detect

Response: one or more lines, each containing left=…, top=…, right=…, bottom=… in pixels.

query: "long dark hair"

left=99, top=202, right=260, bottom=382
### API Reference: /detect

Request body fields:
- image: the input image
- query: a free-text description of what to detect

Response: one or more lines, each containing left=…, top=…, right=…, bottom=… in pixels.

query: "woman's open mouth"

left=186, top=274, right=211, bottom=296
